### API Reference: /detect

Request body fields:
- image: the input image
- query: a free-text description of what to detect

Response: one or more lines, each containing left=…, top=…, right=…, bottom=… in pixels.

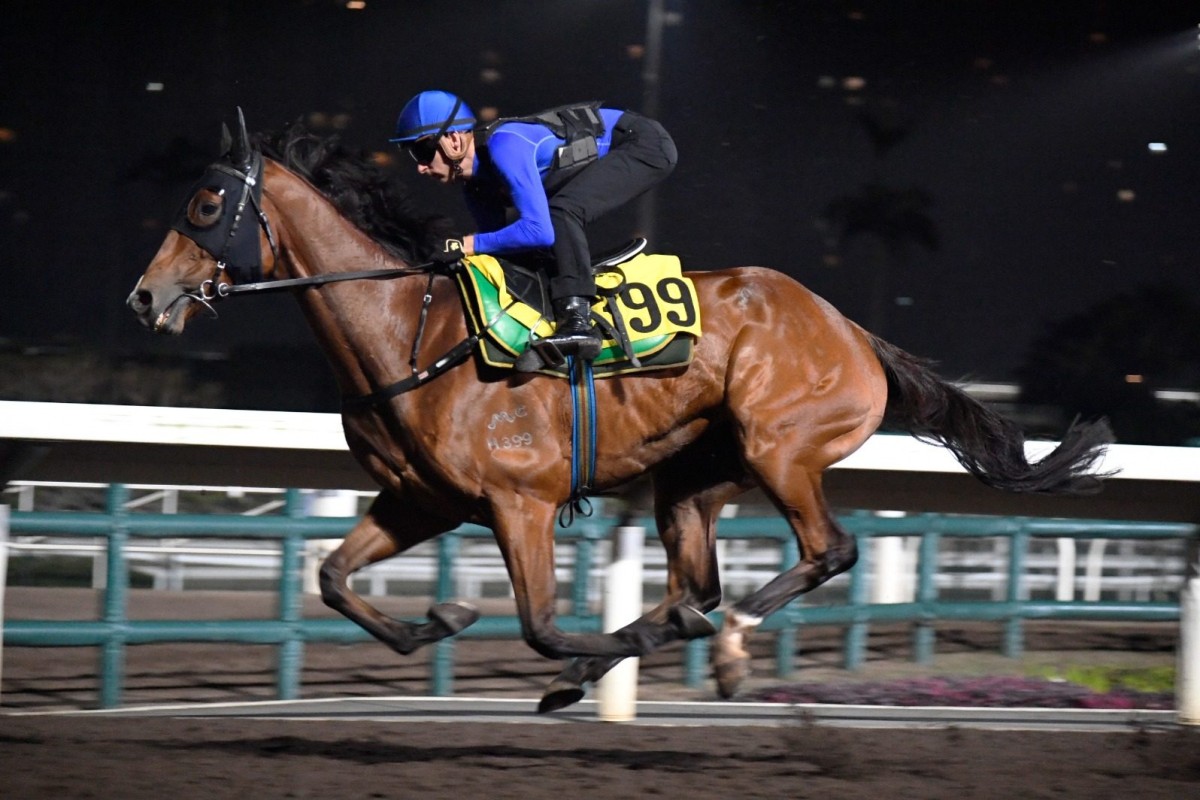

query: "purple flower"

left=748, top=677, right=1173, bottom=709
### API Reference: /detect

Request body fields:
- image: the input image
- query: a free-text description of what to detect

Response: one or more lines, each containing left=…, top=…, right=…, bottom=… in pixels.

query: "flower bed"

left=750, top=676, right=1174, bottom=709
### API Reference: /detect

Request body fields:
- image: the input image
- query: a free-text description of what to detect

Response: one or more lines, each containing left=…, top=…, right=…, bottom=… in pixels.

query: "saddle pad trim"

left=458, top=263, right=676, bottom=365
left=475, top=330, right=693, bottom=377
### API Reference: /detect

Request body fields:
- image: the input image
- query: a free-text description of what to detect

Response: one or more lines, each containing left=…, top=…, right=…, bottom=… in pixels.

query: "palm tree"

left=822, top=109, right=938, bottom=335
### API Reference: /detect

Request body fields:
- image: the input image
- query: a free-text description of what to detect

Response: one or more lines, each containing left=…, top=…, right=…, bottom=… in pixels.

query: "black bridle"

left=168, top=149, right=277, bottom=316
left=172, top=119, right=441, bottom=306
left=166, top=110, right=481, bottom=406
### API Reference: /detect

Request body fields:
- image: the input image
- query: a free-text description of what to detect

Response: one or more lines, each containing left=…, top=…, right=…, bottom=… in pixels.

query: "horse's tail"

left=867, top=334, right=1114, bottom=494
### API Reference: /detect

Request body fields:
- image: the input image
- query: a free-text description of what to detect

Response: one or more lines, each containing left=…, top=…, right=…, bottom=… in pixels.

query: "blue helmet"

left=389, top=90, right=476, bottom=143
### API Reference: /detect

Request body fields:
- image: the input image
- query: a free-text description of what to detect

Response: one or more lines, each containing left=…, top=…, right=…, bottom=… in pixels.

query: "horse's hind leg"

left=711, top=471, right=858, bottom=698
left=710, top=310, right=885, bottom=697
left=319, top=491, right=478, bottom=655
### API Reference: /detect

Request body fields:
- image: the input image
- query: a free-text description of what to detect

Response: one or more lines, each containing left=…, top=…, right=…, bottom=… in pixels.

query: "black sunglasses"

left=405, top=135, right=441, bottom=166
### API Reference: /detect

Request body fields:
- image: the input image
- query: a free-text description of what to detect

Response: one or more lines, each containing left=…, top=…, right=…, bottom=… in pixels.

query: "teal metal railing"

left=4, top=485, right=611, bottom=707
left=3, top=484, right=1194, bottom=707
left=678, top=512, right=1191, bottom=687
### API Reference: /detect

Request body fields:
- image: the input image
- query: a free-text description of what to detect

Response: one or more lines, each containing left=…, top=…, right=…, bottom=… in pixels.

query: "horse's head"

left=127, top=109, right=278, bottom=334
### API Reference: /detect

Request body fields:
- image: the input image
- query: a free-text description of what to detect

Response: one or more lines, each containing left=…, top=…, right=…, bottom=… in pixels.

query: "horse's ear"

left=219, top=122, right=233, bottom=157
left=229, top=107, right=251, bottom=166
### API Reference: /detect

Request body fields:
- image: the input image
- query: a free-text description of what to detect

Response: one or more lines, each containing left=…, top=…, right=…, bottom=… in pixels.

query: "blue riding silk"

left=466, top=108, right=625, bottom=255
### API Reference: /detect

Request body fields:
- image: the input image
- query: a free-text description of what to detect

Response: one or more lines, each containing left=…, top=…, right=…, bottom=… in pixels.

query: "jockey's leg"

left=533, top=113, right=678, bottom=366
left=536, top=202, right=600, bottom=362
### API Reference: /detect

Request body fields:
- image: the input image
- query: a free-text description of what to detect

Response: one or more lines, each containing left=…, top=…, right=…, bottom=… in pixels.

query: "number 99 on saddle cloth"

left=456, top=253, right=703, bottom=378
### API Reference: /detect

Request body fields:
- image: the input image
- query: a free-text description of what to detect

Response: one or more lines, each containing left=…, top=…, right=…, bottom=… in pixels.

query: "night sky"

left=2, top=0, right=1199, bottom=387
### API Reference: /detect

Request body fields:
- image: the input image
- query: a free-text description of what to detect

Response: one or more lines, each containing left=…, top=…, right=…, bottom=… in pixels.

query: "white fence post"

left=872, top=537, right=913, bottom=603
left=597, top=524, right=644, bottom=721
left=1083, top=539, right=1107, bottom=602
left=1055, top=538, right=1076, bottom=601
left=871, top=512, right=914, bottom=604
left=0, top=505, right=9, bottom=705
left=303, top=490, right=358, bottom=594
left=1179, top=535, right=1200, bottom=726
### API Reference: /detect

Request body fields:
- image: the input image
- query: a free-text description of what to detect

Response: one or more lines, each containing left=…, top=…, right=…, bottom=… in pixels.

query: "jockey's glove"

left=431, top=238, right=466, bottom=265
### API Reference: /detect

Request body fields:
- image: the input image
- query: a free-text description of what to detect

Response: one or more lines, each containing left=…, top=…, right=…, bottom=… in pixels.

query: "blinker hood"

left=169, top=108, right=265, bottom=284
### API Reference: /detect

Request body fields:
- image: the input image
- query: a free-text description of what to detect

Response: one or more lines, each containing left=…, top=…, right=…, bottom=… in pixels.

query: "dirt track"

left=3, top=587, right=1197, bottom=798
left=2, top=714, right=1198, bottom=799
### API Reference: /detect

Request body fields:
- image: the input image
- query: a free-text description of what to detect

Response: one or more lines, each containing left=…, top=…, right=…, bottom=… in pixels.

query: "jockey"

left=390, top=89, right=678, bottom=366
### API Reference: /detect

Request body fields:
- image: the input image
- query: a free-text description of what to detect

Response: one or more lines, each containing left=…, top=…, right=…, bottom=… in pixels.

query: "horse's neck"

left=263, top=161, right=427, bottom=396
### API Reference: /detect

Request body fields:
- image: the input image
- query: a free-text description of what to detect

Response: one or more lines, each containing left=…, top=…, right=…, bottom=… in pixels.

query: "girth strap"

left=560, top=356, right=597, bottom=526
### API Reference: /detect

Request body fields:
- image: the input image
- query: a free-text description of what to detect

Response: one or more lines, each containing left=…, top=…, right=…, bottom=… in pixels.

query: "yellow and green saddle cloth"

left=456, top=253, right=702, bottom=377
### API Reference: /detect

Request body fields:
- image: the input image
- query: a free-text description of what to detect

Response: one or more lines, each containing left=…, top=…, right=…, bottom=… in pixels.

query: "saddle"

left=455, top=239, right=702, bottom=378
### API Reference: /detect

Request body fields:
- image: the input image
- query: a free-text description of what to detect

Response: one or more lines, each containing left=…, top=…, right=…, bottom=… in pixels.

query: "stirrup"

left=524, top=338, right=568, bottom=370
left=514, top=333, right=601, bottom=373
left=513, top=335, right=570, bottom=372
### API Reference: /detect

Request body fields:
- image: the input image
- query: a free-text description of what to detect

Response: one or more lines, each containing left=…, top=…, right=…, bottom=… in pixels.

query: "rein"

left=197, top=262, right=439, bottom=301
left=202, top=260, right=483, bottom=409
left=172, top=128, right=484, bottom=409
left=195, top=255, right=497, bottom=410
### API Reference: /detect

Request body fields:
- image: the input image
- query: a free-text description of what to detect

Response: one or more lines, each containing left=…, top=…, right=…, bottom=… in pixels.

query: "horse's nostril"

left=129, top=289, right=153, bottom=312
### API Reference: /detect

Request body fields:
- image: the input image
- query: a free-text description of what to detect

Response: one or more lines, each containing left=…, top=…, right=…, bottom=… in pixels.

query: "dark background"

left=2, top=1, right=1198, bottom=442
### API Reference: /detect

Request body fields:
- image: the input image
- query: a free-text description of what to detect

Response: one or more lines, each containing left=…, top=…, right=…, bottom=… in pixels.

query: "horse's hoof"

left=669, top=604, right=717, bottom=639
left=538, top=680, right=586, bottom=714
left=427, top=601, right=480, bottom=635
left=712, top=655, right=751, bottom=699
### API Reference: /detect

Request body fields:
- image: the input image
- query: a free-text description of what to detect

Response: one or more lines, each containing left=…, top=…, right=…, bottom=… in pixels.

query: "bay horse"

left=127, top=113, right=1112, bottom=712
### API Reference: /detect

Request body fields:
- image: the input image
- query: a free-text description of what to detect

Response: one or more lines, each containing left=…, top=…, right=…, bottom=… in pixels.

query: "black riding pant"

left=547, top=112, right=678, bottom=300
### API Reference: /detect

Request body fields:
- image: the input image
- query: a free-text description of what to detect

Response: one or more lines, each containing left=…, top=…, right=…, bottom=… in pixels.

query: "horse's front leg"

left=539, top=467, right=748, bottom=712
left=319, top=491, right=478, bottom=655
left=493, top=501, right=674, bottom=664
left=538, top=606, right=716, bottom=713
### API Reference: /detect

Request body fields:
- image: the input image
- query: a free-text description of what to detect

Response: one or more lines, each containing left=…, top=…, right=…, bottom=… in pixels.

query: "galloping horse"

left=128, top=114, right=1111, bottom=712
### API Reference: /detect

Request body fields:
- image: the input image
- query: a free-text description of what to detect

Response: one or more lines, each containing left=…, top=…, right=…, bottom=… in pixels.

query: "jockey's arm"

left=468, top=127, right=557, bottom=255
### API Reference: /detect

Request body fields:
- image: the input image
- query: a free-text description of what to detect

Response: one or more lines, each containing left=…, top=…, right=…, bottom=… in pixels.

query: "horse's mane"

left=255, top=123, right=450, bottom=261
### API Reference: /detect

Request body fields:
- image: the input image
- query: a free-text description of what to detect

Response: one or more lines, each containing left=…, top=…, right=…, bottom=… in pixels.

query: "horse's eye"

left=187, top=187, right=225, bottom=228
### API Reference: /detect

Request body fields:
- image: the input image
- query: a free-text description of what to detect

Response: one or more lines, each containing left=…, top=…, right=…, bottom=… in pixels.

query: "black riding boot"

left=543, top=296, right=602, bottom=361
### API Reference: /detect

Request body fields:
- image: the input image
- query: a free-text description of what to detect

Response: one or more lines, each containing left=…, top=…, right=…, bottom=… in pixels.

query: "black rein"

left=198, top=261, right=481, bottom=410
left=176, top=117, right=475, bottom=409
left=201, top=263, right=440, bottom=300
